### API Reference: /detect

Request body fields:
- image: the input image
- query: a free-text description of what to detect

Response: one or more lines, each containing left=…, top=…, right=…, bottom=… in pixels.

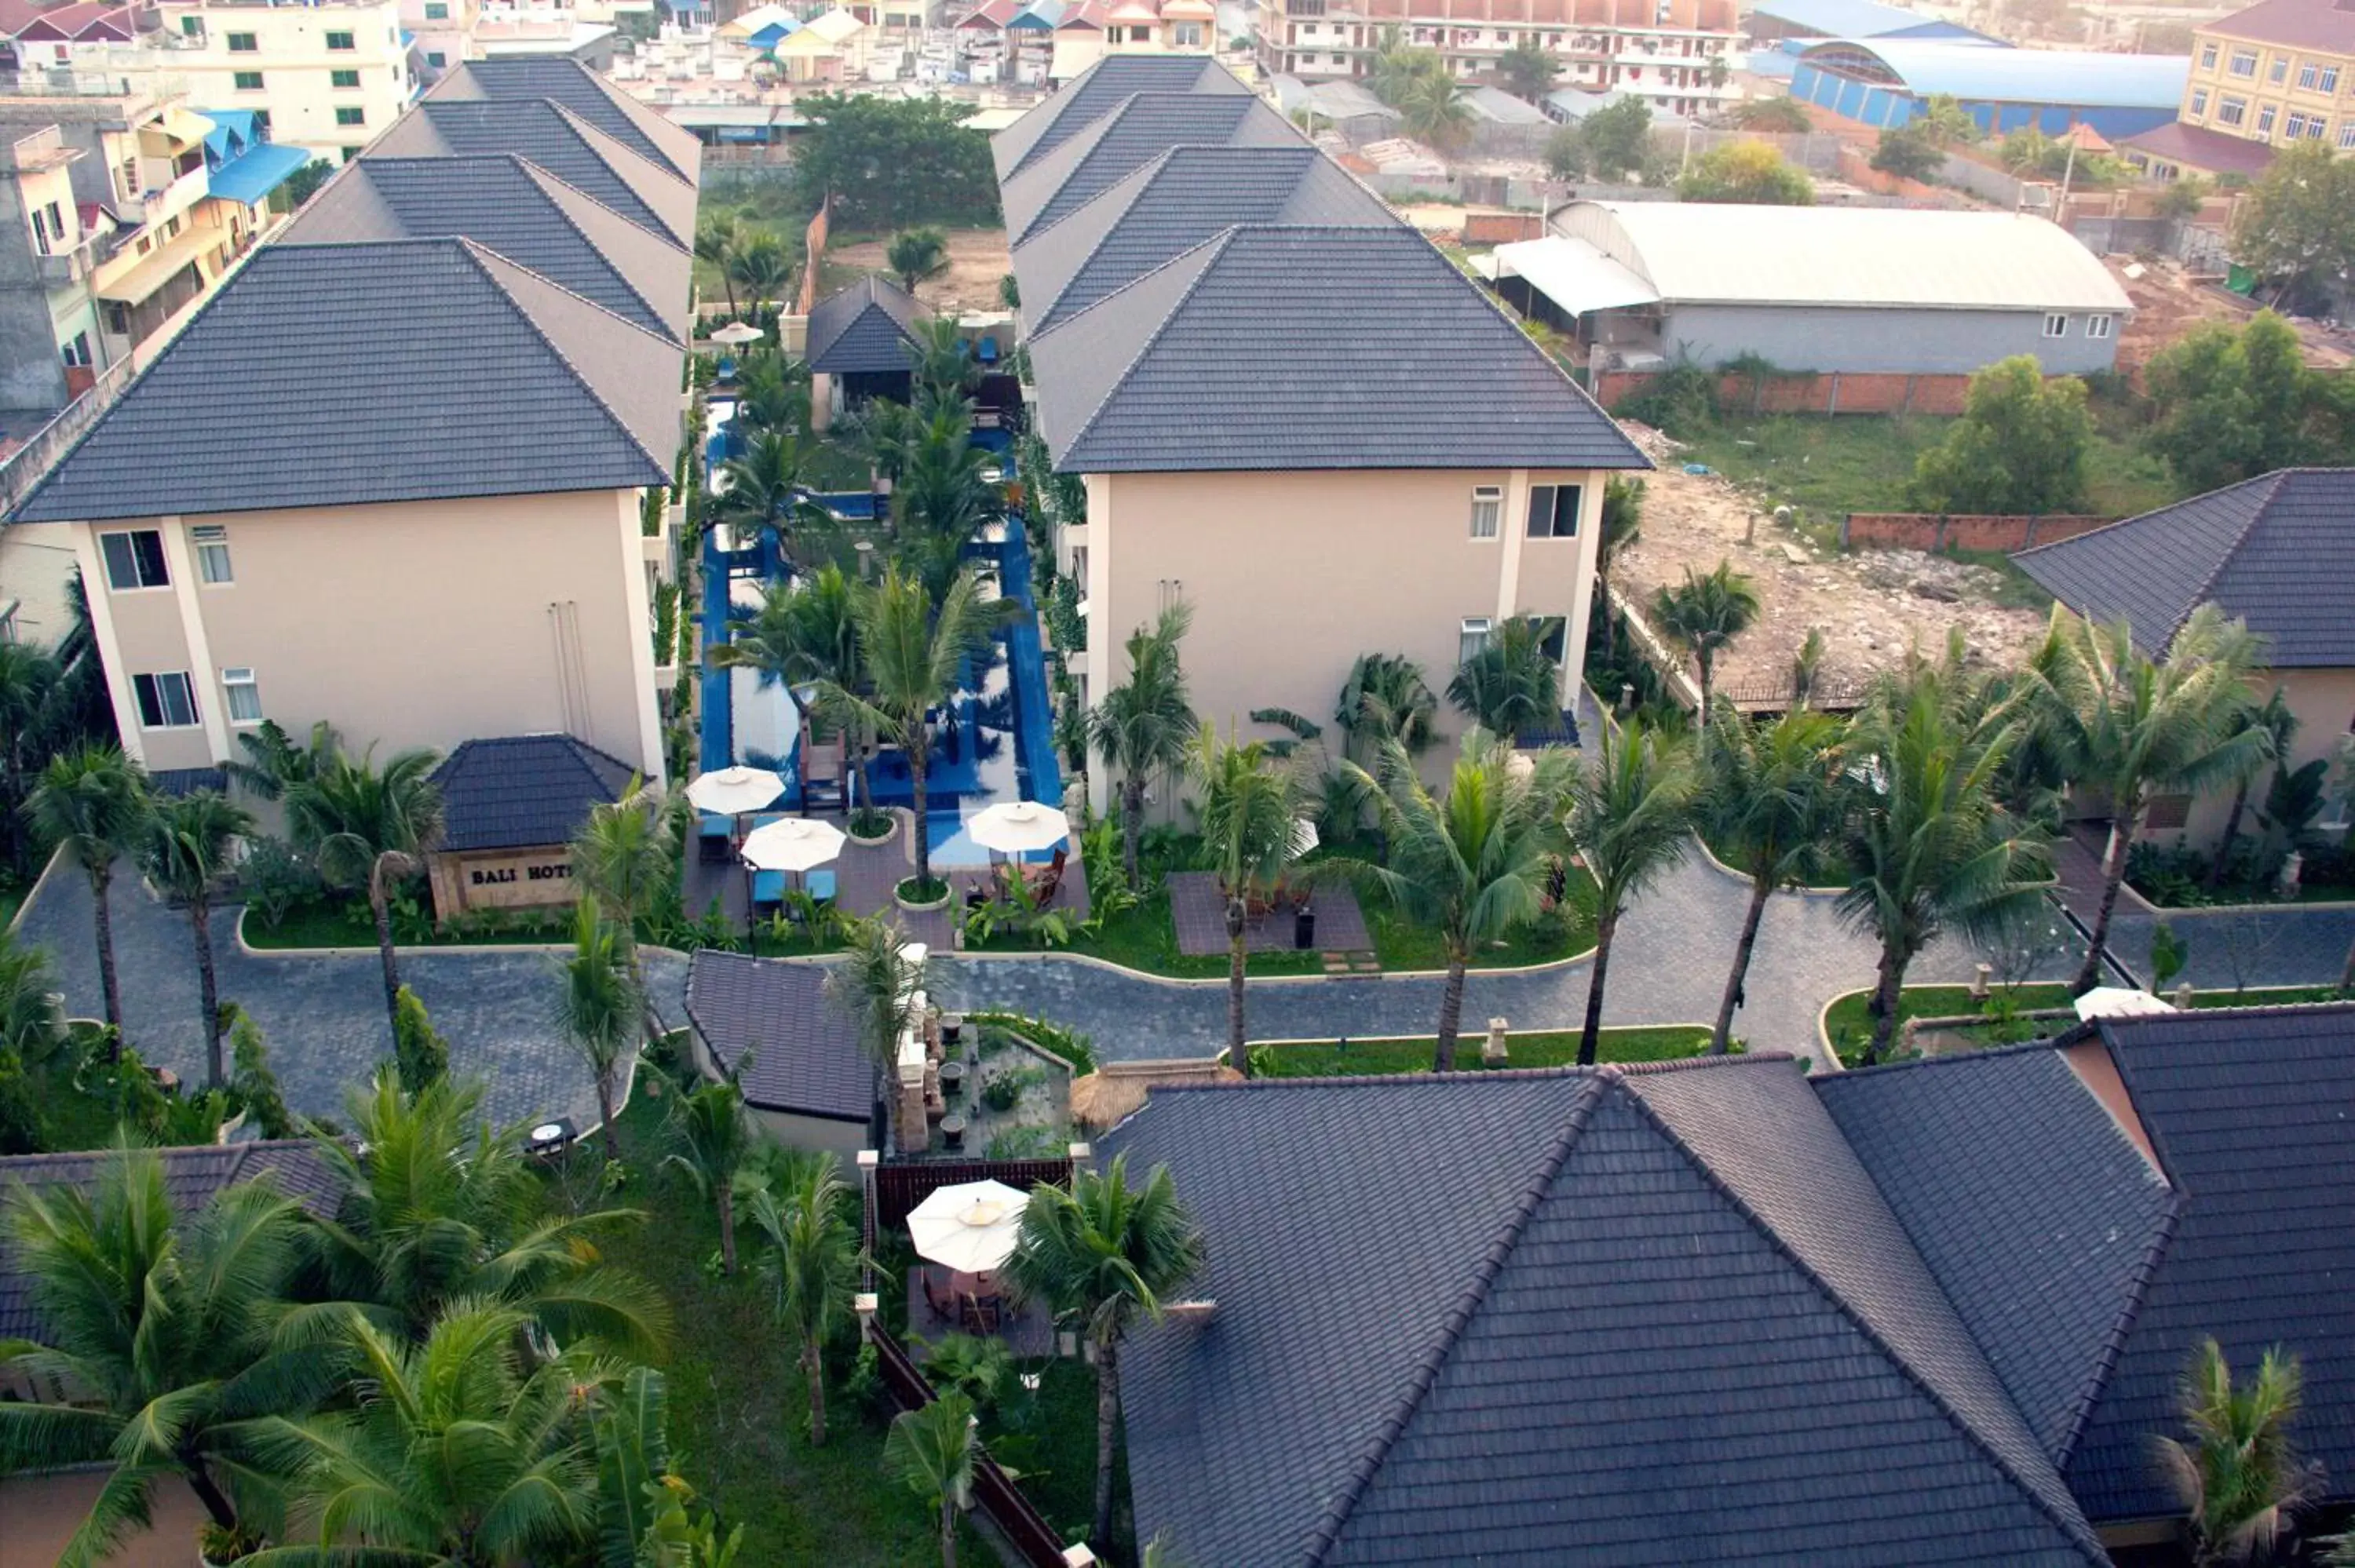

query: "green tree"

left=2156, top=1340, right=2317, bottom=1567
left=1544, top=122, right=1587, bottom=180
left=744, top=1151, right=860, bottom=1447
left=0, top=640, right=64, bottom=853
left=1870, top=122, right=1944, bottom=181
left=0, top=922, right=67, bottom=1069
left=1579, top=97, right=1653, bottom=178
left=389, top=983, right=447, bottom=1094
left=227, top=1007, right=296, bottom=1140
left=1002, top=1155, right=1203, bottom=1551
left=1910, top=356, right=2093, bottom=515
left=696, top=217, right=742, bottom=317
left=1087, top=603, right=1198, bottom=885
left=1565, top=720, right=1697, bottom=1066
left=1334, top=652, right=1440, bottom=771
left=279, top=158, right=333, bottom=208
left=1368, top=25, right=1449, bottom=107
left=1678, top=140, right=1815, bottom=204
left=141, top=789, right=254, bottom=1087
left=1187, top=724, right=1305, bottom=1073
left=2207, top=687, right=2298, bottom=888
left=23, top=742, right=148, bottom=1034
left=1915, top=93, right=1981, bottom=144
left=221, top=717, right=339, bottom=804
left=1727, top=96, right=1813, bottom=133
left=724, top=234, right=792, bottom=309
left=886, top=228, right=950, bottom=295
left=1448, top=615, right=1564, bottom=738
left=884, top=1392, right=980, bottom=1568
left=1397, top=71, right=1473, bottom=149
left=823, top=913, right=918, bottom=1140
left=1700, top=706, right=1844, bottom=1052
left=2028, top=606, right=2263, bottom=994
left=557, top=899, right=642, bottom=1163
left=664, top=1060, right=753, bottom=1274
left=0, top=1147, right=326, bottom=1562
left=1651, top=561, right=1761, bottom=725
left=2146, top=314, right=2345, bottom=490
left=1494, top=40, right=1556, bottom=102
left=715, top=429, right=836, bottom=570
left=284, top=744, right=444, bottom=1043
left=905, top=316, right=975, bottom=408
left=571, top=776, right=677, bottom=1038
left=2155, top=173, right=2213, bottom=221
left=1595, top=476, right=1644, bottom=659
left=2233, top=139, right=2355, bottom=312
left=793, top=93, right=1002, bottom=231
left=710, top=567, right=873, bottom=810
left=1342, top=731, right=1573, bottom=1069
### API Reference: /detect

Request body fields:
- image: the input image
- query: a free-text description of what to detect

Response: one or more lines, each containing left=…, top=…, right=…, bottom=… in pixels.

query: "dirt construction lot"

left=1612, top=422, right=2050, bottom=701
left=826, top=227, right=1013, bottom=315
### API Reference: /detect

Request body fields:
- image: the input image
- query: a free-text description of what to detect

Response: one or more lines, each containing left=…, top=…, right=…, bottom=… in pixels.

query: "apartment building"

left=400, top=0, right=478, bottom=80
left=1000, top=56, right=1648, bottom=811
left=153, top=0, right=412, bottom=162
left=5, top=59, right=699, bottom=783
left=2122, top=0, right=2355, bottom=178
left=1257, top=0, right=1740, bottom=119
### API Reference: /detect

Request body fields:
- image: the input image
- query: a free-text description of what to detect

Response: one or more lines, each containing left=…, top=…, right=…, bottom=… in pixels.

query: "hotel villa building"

left=2122, top=0, right=2355, bottom=180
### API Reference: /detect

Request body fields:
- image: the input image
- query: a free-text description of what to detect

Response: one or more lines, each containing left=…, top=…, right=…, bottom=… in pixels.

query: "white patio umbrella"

left=907, top=1179, right=1030, bottom=1275
left=686, top=764, right=786, bottom=818
left=2073, top=986, right=2178, bottom=1022
left=966, top=799, right=1071, bottom=856
left=741, top=815, right=847, bottom=875
left=708, top=320, right=765, bottom=348
left=1287, top=817, right=1319, bottom=859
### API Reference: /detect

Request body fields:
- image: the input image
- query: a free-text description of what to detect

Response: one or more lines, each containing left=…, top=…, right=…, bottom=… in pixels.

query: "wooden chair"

left=1026, top=845, right=1069, bottom=909
left=922, top=1268, right=956, bottom=1324
left=961, top=1293, right=1001, bottom=1333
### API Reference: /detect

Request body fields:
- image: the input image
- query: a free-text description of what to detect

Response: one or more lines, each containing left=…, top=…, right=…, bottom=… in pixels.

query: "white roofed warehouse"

left=1504, top=201, right=2133, bottom=380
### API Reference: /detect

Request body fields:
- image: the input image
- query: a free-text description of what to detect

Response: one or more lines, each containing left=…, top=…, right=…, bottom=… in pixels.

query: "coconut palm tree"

left=1341, top=730, right=1572, bottom=1070
left=142, top=789, right=256, bottom=1087
left=1700, top=706, right=1843, bottom=1053
left=1087, top=603, right=1197, bottom=884
left=571, top=776, right=676, bottom=1035
left=716, top=428, right=836, bottom=568
left=1334, top=652, right=1439, bottom=771
left=732, top=350, right=812, bottom=436
left=0, top=640, right=64, bottom=831
left=557, top=899, right=641, bottom=1165
left=0, top=1147, right=329, bottom=1565
left=886, top=229, right=950, bottom=295
left=23, top=742, right=149, bottom=1033
left=1837, top=655, right=2052, bottom=1063
left=696, top=217, right=743, bottom=317
left=885, top=1391, right=980, bottom=1568
left=1188, top=724, right=1305, bottom=1074
left=1596, top=476, right=1644, bottom=659
left=664, top=1060, right=754, bottom=1274
left=1448, top=616, right=1564, bottom=741
left=2028, top=605, right=2263, bottom=994
left=1566, top=719, right=1697, bottom=1066
left=1397, top=70, right=1474, bottom=148
left=283, top=744, right=443, bottom=1042
left=1002, top=1155, right=1203, bottom=1551
left=2156, top=1339, right=2317, bottom=1567
left=2206, top=687, right=2298, bottom=890
left=252, top=1303, right=615, bottom=1567
left=0, top=923, right=66, bottom=1068
left=221, top=717, right=341, bottom=807
left=820, top=565, right=1002, bottom=894
left=725, top=234, right=791, bottom=310
left=1652, top=561, right=1761, bottom=727
left=744, top=1150, right=860, bottom=1447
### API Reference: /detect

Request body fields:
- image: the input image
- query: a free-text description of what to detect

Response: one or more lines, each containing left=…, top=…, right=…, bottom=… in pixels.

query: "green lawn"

left=1823, top=982, right=2353, bottom=1067
left=1256, top=1025, right=1716, bottom=1078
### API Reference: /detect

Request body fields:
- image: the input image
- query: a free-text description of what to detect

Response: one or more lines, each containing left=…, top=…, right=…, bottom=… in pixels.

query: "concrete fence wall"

left=1839, top=512, right=2112, bottom=551
left=1597, top=367, right=1978, bottom=417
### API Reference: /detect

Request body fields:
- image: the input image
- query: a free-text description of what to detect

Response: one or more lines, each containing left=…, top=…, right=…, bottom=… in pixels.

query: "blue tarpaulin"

left=206, top=141, right=313, bottom=206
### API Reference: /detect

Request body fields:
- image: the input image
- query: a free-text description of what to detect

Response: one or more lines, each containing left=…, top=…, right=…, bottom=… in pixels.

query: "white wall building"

left=153, top=0, right=414, bottom=162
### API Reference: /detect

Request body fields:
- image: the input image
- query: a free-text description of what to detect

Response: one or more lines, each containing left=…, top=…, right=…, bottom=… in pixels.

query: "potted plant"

left=849, top=804, right=896, bottom=845
left=895, top=874, right=953, bottom=913
left=199, top=1522, right=263, bottom=1566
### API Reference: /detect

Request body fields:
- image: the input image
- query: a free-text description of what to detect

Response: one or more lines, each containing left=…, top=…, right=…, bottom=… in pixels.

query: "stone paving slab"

left=1165, top=872, right=1371, bottom=957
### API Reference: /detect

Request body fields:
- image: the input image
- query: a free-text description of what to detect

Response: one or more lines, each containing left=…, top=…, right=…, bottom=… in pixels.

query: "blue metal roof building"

left=194, top=106, right=316, bottom=210
left=1749, top=0, right=1996, bottom=43
left=1791, top=38, right=2192, bottom=136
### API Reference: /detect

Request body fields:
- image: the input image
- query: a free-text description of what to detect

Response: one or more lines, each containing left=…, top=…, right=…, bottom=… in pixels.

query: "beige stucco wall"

left=0, top=1468, right=206, bottom=1568
left=425, top=843, right=579, bottom=917
left=1080, top=466, right=1604, bottom=814
left=2145, top=666, right=2355, bottom=850
left=66, top=487, right=664, bottom=782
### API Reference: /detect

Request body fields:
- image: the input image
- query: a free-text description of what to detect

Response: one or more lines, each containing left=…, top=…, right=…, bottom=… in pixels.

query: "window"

left=2229, top=48, right=2257, bottom=76
left=118, top=155, right=138, bottom=198
left=2199, top=42, right=2217, bottom=68
left=1469, top=485, right=1501, bottom=540
left=133, top=672, right=199, bottom=730
left=325, top=28, right=355, bottom=48
left=233, top=69, right=262, bottom=89
left=253, top=109, right=271, bottom=133
left=1172, top=20, right=1203, bottom=44
left=2308, top=116, right=2329, bottom=138
left=1525, top=483, right=1581, bottom=538
left=2298, top=60, right=2320, bottom=89
left=2287, top=111, right=2309, bottom=137
left=2320, top=65, right=2341, bottom=93
left=330, top=67, right=360, bottom=87
left=60, top=330, right=90, bottom=367
left=2217, top=96, right=2247, bottom=126
left=179, top=14, right=201, bottom=35
left=2044, top=312, right=2069, bottom=337
left=221, top=667, right=261, bottom=724
left=226, top=30, right=257, bottom=50
left=2190, top=88, right=2209, bottom=115
left=164, top=215, right=181, bottom=239
left=100, top=529, right=169, bottom=590
left=2342, top=120, right=2355, bottom=149
left=425, top=49, right=444, bottom=66
left=340, top=145, right=363, bottom=161
left=103, top=301, right=129, bottom=336
left=192, top=524, right=232, bottom=584
left=2256, top=104, right=2277, bottom=137
left=334, top=106, right=365, bottom=126
left=424, top=1, right=448, bottom=14
left=2269, top=54, right=2288, bottom=82
left=1459, top=617, right=1493, bottom=665
left=2086, top=314, right=2114, bottom=340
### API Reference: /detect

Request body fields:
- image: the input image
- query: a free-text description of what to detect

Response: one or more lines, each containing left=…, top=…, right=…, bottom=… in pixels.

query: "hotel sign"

left=455, top=848, right=575, bottom=909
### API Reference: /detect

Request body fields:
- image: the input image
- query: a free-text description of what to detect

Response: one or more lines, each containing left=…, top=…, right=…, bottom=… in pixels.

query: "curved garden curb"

left=940, top=939, right=1604, bottom=989
left=1690, top=834, right=1845, bottom=900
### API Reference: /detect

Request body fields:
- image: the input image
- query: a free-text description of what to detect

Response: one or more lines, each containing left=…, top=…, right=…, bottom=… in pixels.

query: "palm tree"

left=744, top=1150, right=860, bottom=1447
left=23, top=742, right=148, bottom=1033
left=1188, top=724, right=1305, bottom=1074
left=1398, top=71, right=1473, bottom=148
left=824, top=911, right=918, bottom=1126
left=284, top=744, right=444, bottom=1041
left=887, top=228, right=950, bottom=295
left=254, top=1303, right=613, bottom=1566
left=0, top=923, right=67, bottom=1068
left=1002, top=1155, right=1203, bottom=1551
left=716, top=428, right=835, bottom=567
left=571, top=776, right=676, bottom=1036
left=142, top=789, right=256, bottom=1087
left=1837, top=658, right=2052, bottom=1063
left=1448, top=615, right=1563, bottom=740
left=1700, top=706, right=1843, bottom=1053
left=2156, top=1339, right=2316, bottom=1567
left=885, top=1392, right=980, bottom=1568
left=1597, top=477, right=1644, bottom=660
left=1652, top=561, right=1761, bottom=727
left=725, top=233, right=790, bottom=309
left=2028, top=605, right=2263, bottom=994
left=1334, top=651, right=1439, bottom=770
left=2206, top=687, right=2298, bottom=889
left=665, top=1061, right=753, bottom=1274
left=1566, top=720, right=1697, bottom=1065
left=1087, top=603, right=1197, bottom=884
left=0, top=1147, right=327, bottom=1564
left=696, top=217, right=742, bottom=317
left=0, top=639, right=63, bottom=826
left=1494, top=38, right=1556, bottom=101
left=1342, top=731, right=1572, bottom=1070
left=221, top=717, right=340, bottom=804
left=557, top=899, right=641, bottom=1164
left=906, top=317, right=973, bottom=408
left=733, top=351, right=812, bottom=436
left=821, top=565, right=1002, bottom=893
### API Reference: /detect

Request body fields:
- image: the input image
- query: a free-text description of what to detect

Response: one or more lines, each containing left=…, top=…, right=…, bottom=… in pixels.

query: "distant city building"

left=2120, top=0, right=2355, bottom=181
left=152, top=0, right=414, bottom=164
left=1745, top=0, right=1999, bottom=46
left=1789, top=36, right=2190, bottom=137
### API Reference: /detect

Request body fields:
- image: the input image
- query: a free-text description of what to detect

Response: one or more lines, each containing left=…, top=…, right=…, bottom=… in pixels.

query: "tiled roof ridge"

left=1615, top=1078, right=2114, bottom=1566
left=1300, top=1073, right=1614, bottom=1566
left=2013, top=469, right=2283, bottom=647
left=1139, top=1050, right=1798, bottom=1097
left=2172, top=469, right=2290, bottom=647
left=1814, top=1034, right=2073, bottom=1084
left=533, top=94, right=696, bottom=193
left=1018, top=93, right=1285, bottom=244
left=0, top=1136, right=323, bottom=1173
left=424, top=98, right=691, bottom=247
left=2054, top=1189, right=2180, bottom=1470
left=1053, top=227, right=1236, bottom=465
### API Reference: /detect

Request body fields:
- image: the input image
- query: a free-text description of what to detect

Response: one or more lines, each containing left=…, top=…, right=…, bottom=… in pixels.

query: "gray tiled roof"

left=13, top=239, right=674, bottom=524
left=1013, top=146, right=1397, bottom=334
left=683, top=951, right=876, bottom=1122
left=0, top=1141, right=341, bottom=1342
left=990, top=53, right=1249, bottom=181
left=431, top=733, right=637, bottom=851
left=2013, top=469, right=2355, bottom=668
left=371, top=100, right=696, bottom=246
left=805, top=273, right=926, bottom=375
left=1104, top=1058, right=2108, bottom=1567
left=425, top=57, right=700, bottom=181
left=1028, top=225, right=1651, bottom=474
left=1818, top=1046, right=2178, bottom=1464
left=1000, top=93, right=1298, bottom=245
left=2064, top=1004, right=2355, bottom=1524
left=279, top=155, right=688, bottom=341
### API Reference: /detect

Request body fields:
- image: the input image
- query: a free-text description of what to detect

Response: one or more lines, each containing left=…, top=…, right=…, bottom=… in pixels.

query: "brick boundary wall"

left=1463, top=210, right=1544, bottom=245
left=1596, top=369, right=1978, bottom=417
left=1840, top=512, right=2114, bottom=552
